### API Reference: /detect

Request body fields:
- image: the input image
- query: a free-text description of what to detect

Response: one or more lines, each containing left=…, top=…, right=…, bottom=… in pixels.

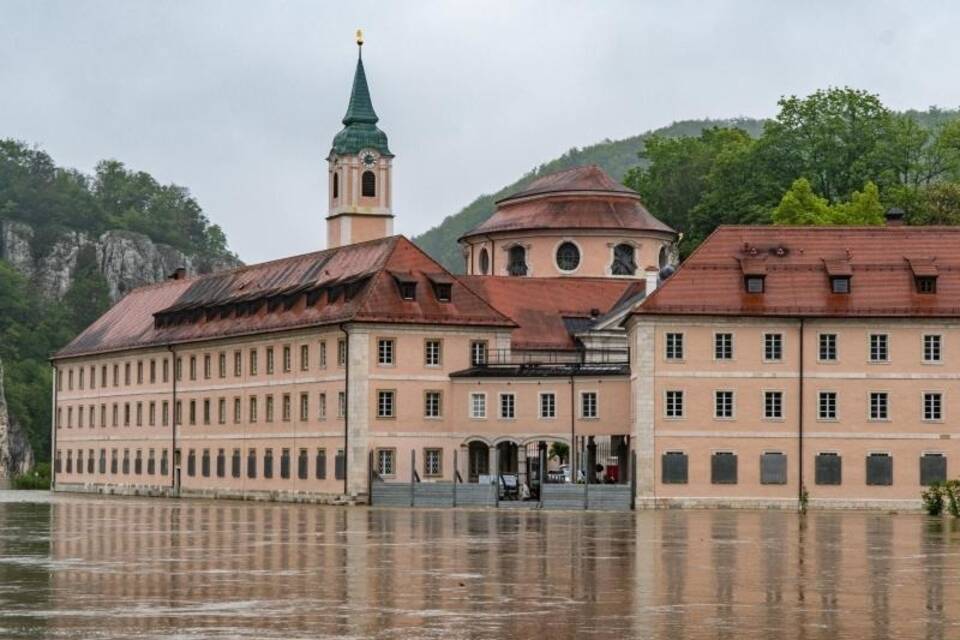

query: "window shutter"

left=760, top=453, right=787, bottom=485
left=815, top=454, right=842, bottom=485
left=866, top=454, right=893, bottom=486
left=920, top=454, right=947, bottom=486
left=661, top=452, right=688, bottom=484
left=711, top=453, right=738, bottom=484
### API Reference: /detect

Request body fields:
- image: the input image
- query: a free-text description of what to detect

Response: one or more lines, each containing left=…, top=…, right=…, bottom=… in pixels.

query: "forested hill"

left=0, top=140, right=239, bottom=471
left=413, top=106, right=960, bottom=273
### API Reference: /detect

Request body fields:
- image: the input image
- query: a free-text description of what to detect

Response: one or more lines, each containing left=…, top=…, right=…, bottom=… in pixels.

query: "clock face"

left=361, top=152, right=377, bottom=168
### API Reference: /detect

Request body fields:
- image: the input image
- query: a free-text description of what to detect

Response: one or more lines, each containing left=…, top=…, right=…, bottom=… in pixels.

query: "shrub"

left=11, top=462, right=51, bottom=490
left=922, top=482, right=945, bottom=516
left=946, top=480, right=960, bottom=518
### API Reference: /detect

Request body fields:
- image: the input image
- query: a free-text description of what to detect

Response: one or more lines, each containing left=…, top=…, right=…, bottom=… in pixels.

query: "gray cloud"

left=2, top=0, right=958, bottom=262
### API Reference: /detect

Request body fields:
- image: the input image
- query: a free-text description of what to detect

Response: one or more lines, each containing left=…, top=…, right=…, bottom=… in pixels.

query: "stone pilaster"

left=630, top=320, right=656, bottom=499
left=346, top=328, right=370, bottom=497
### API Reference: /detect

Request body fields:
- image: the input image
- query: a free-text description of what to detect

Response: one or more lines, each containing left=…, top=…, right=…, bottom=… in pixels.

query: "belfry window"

left=362, top=170, right=376, bottom=197
left=612, top=243, right=637, bottom=276
left=507, top=246, right=527, bottom=277
left=333, top=172, right=339, bottom=199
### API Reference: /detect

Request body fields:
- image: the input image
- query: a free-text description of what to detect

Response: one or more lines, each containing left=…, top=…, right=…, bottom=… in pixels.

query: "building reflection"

left=38, top=499, right=960, bottom=639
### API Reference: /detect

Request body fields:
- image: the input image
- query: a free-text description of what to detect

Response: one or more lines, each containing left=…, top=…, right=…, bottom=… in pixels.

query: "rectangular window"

left=337, top=339, right=346, bottom=367
left=201, top=449, right=211, bottom=477
left=216, top=449, right=225, bottom=478
left=714, top=333, right=733, bottom=360
left=162, top=359, right=169, bottom=383
left=203, top=354, right=211, bottom=379
left=282, top=345, right=291, bottom=373
left=539, top=393, right=556, bottom=419
left=124, top=362, right=131, bottom=385
left=711, top=452, right=738, bottom=484
left=869, top=333, right=889, bottom=362
left=661, top=451, right=688, bottom=484
left=124, top=403, right=130, bottom=426
left=924, top=334, right=942, bottom=363
left=424, top=391, right=442, bottom=418
left=869, top=392, right=889, bottom=420
left=424, top=448, right=442, bottom=477
left=233, top=397, right=241, bottom=423
left=470, top=393, right=487, bottom=419
left=300, top=393, right=309, bottom=421
left=265, top=395, right=274, bottom=422
left=112, top=403, right=119, bottom=427
left=218, top=397, right=226, bottom=425
left=218, top=352, right=226, bottom=378
left=264, top=449, right=274, bottom=479
left=173, top=359, right=181, bottom=382
left=203, top=399, right=211, bottom=425
left=174, top=401, right=181, bottom=426
left=815, top=453, right=842, bottom=485
left=764, top=333, right=783, bottom=362
left=665, top=390, right=684, bottom=418
left=300, top=345, right=309, bottom=371
left=376, top=449, right=395, bottom=477
left=818, top=391, right=837, bottom=420
left=920, top=453, right=947, bottom=486
left=377, top=339, right=395, bottom=366
left=232, top=449, right=241, bottom=478
left=831, top=277, right=850, bottom=294
left=764, top=391, right=783, bottom=419
left=78, top=368, right=84, bottom=390
left=266, top=347, right=275, bottom=374
left=377, top=390, right=395, bottom=418
left=745, top=276, right=764, bottom=293
left=470, top=340, right=488, bottom=366
left=249, top=396, right=258, bottom=423
left=924, top=392, right=943, bottom=421
left=234, top=351, right=242, bottom=377
left=819, top=333, right=837, bottom=361
left=187, top=450, right=196, bottom=477
left=319, top=341, right=327, bottom=368
left=189, top=356, right=196, bottom=381
left=280, top=448, right=291, bottom=479
left=282, top=393, right=291, bottom=422
left=250, top=349, right=258, bottom=375
left=714, top=390, right=734, bottom=419
left=866, top=453, right=893, bottom=486
left=247, top=449, right=257, bottom=479
left=100, top=404, right=107, bottom=428
left=161, top=401, right=169, bottom=427
left=90, top=366, right=96, bottom=390
left=315, top=449, right=327, bottom=479
left=318, top=393, right=327, bottom=420
left=665, top=332, right=684, bottom=360
left=499, top=393, right=516, bottom=419
left=424, top=339, right=442, bottom=367
left=149, top=359, right=156, bottom=383
left=338, top=392, right=346, bottom=418
left=298, top=448, right=309, bottom=480
left=580, top=391, right=598, bottom=419
left=102, top=365, right=108, bottom=387
left=114, top=363, right=120, bottom=386
left=760, top=452, right=787, bottom=485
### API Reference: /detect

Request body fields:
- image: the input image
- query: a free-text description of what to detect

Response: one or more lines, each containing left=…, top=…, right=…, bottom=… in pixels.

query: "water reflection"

left=0, top=492, right=958, bottom=639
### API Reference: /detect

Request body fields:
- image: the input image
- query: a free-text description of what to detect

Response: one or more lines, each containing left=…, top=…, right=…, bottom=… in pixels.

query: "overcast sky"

left=3, top=1, right=960, bottom=263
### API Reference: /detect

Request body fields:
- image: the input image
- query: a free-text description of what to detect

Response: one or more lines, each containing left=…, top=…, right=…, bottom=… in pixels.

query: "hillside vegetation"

left=414, top=97, right=960, bottom=271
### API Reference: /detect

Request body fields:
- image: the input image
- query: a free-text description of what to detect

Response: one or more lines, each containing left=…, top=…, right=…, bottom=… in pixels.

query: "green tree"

left=773, top=179, right=885, bottom=226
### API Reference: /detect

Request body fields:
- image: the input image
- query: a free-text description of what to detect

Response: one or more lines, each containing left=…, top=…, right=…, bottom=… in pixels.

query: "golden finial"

left=356, top=29, right=364, bottom=47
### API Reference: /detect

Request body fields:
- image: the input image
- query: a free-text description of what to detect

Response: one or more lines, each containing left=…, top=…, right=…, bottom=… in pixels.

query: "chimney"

left=645, top=266, right=660, bottom=294
left=885, top=207, right=905, bottom=226
left=168, top=267, right=187, bottom=280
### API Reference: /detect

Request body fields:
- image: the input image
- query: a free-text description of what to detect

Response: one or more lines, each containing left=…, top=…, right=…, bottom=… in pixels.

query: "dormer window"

left=745, top=276, right=765, bottom=294
left=830, top=276, right=851, bottom=294
left=435, top=283, right=452, bottom=302
left=916, top=276, right=937, bottom=294
left=400, top=282, right=416, bottom=300
left=425, top=273, right=454, bottom=302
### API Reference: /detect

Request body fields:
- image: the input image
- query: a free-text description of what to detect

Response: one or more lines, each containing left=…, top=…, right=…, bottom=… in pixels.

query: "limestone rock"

left=0, top=357, right=35, bottom=479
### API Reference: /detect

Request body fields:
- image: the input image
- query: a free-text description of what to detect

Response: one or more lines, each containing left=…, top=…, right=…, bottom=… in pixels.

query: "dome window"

left=478, top=248, right=490, bottom=275
left=555, top=242, right=580, bottom=272
left=612, top=243, right=637, bottom=276
left=507, top=246, right=528, bottom=277
left=361, top=170, right=376, bottom=197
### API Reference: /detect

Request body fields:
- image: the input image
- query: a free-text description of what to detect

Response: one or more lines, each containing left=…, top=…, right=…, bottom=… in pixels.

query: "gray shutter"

left=247, top=453, right=257, bottom=479
left=866, top=454, right=893, bottom=486
left=335, top=451, right=346, bottom=480
left=815, top=454, right=842, bottom=485
left=920, top=454, right=947, bottom=486
left=264, top=453, right=274, bottom=479
left=317, top=451, right=327, bottom=480
left=232, top=452, right=241, bottom=478
left=711, top=453, right=738, bottom=484
left=298, top=451, right=308, bottom=480
left=661, top=453, right=688, bottom=484
left=760, top=453, right=787, bottom=485
left=216, top=453, right=225, bottom=478
left=281, top=453, right=290, bottom=479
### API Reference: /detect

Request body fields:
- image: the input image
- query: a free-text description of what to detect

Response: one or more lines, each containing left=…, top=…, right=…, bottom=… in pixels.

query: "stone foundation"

left=53, top=482, right=363, bottom=505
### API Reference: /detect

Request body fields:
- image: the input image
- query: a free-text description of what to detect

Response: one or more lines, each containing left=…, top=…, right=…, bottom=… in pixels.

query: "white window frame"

left=763, top=390, right=784, bottom=421
left=763, top=333, right=783, bottom=363
left=923, top=334, right=943, bottom=364
left=376, top=448, right=396, bottom=477
left=664, top=390, right=684, bottom=419
left=424, top=390, right=442, bottom=419
left=868, top=333, right=889, bottom=363
left=868, top=391, right=890, bottom=421
left=580, top=391, right=599, bottom=419
left=818, top=332, right=838, bottom=363
left=665, top=332, right=684, bottom=361
left=377, top=338, right=396, bottom=367
left=713, top=332, right=734, bottom=361
left=714, top=390, right=735, bottom=420
left=424, top=339, right=442, bottom=367
left=538, top=392, right=556, bottom=419
left=376, top=389, right=395, bottom=419
left=817, top=390, right=838, bottom=421
left=499, top=393, right=516, bottom=419
left=470, top=392, right=487, bottom=419
left=923, top=391, right=944, bottom=422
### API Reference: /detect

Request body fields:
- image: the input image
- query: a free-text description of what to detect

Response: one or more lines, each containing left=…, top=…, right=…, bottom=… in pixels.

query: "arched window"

left=658, top=245, right=669, bottom=268
left=507, top=246, right=527, bottom=276
left=478, top=248, right=490, bottom=275
left=361, top=170, right=376, bottom=197
left=611, top=243, right=637, bottom=276
left=555, top=242, right=581, bottom=272
left=332, top=173, right=339, bottom=199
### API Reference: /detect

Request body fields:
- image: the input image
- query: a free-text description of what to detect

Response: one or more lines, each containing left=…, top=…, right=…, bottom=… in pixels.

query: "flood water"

left=1, top=492, right=959, bottom=639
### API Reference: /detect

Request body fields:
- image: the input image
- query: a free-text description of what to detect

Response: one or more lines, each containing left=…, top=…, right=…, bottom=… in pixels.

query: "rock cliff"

left=0, top=358, right=34, bottom=479
left=0, top=220, right=241, bottom=302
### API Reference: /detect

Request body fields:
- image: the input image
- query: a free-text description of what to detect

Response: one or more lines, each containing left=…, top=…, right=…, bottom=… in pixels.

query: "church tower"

left=326, top=31, right=394, bottom=248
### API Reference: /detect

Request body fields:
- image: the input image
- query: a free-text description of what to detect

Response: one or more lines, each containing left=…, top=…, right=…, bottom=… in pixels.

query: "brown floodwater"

left=0, top=491, right=959, bottom=639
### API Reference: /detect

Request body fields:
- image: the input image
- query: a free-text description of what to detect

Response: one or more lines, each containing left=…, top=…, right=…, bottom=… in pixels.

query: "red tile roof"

left=459, top=276, right=640, bottom=350
left=460, top=165, right=675, bottom=240
left=636, top=226, right=960, bottom=318
left=56, top=236, right=513, bottom=359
